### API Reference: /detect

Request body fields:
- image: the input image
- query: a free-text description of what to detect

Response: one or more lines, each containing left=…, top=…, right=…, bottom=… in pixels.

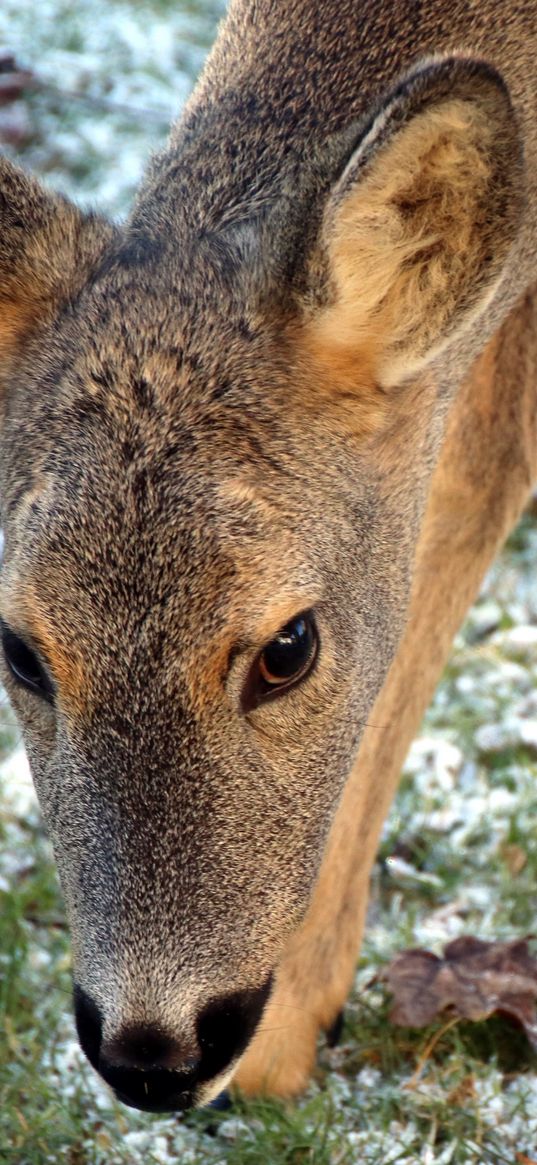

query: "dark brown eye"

left=0, top=620, right=54, bottom=703
left=246, top=613, right=318, bottom=710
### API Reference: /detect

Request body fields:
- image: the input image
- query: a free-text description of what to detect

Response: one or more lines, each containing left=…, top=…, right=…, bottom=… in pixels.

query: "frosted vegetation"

left=0, top=2, right=536, bottom=1162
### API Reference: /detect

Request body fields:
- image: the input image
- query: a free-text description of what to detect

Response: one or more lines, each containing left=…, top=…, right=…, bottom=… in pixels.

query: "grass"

left=1, top=1, right=537, bottom=1160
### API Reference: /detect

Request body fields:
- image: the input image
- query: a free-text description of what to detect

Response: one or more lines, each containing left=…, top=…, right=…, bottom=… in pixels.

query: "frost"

left=356, top=1066, right=382, bottom=1089
left=491, top=625, right=537, bottom=660
left=475, top=717, right=537, bottom=754
left=217, top=1117, right=252, bottom=1141
left=404, top=738, right=463, bottom=792
left=385, top=856, right=443, bottom=889
left=0, top=747, right=35, bottom=814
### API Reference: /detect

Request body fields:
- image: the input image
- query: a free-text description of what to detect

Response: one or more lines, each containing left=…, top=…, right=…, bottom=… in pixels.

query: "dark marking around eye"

left=0, top=620, right=54, bottom=703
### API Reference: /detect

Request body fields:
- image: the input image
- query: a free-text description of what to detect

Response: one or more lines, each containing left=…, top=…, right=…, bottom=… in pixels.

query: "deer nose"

left=73, top=985, right=200, bottom=1111
left=73, top=974, right=273, bottom=1112
left=96, top=1031, right=201, bottom=1112
left=101, top=1025, right=200, bottom=1072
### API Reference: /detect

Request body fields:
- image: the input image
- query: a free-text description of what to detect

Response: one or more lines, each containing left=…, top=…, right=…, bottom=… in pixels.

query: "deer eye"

left=245, top=613, right=318, bottom=711
left=0, top=621, right=54, bottom=703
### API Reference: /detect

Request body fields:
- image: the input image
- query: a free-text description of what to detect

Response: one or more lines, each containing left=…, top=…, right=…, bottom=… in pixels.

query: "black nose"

left=73, top=985, right=196, bottom=1112
left=196, top=975, right=273, bottom=1083
left=73, top=974, right=272, bottom=1112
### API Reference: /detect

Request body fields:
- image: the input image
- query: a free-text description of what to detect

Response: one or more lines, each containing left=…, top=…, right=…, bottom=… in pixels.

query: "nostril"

left=73, top=983, right=103, bottom=1073
left=73, top=983, right=201, bottom=1076
left=101, top=1024, right=201, bottom=1073
left=196, top=972, right=273, bottom=1082
left=72, top=973, right=273, bottom=1111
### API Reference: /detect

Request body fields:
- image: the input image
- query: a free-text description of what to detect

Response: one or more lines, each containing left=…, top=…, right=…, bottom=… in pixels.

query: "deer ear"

left=0, top=158, right=115, bottom=371
left=303, top=57, right=522, bottom=392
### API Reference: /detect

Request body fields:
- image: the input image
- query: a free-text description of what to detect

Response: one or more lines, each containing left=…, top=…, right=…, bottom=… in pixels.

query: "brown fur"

left=0, top=0, right=535, bottom=1111
left=308, top=95, right=515, bottom=386
left=237, top=300, right=537, bottom=1094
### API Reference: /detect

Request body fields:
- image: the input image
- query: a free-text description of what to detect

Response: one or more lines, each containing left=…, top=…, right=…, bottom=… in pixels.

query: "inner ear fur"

left=0, top=157, right=116, bottom=369
left=303, top=57, right=523, bottom=391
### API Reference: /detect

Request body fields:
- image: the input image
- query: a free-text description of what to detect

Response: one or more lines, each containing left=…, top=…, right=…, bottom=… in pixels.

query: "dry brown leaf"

left=0, top=53, right=34, bottom=106
left=501, top=843, right=528, bottom=876
left=0, top=50, right=35, bottom=146
left=383, top=935, right=537, bottom=1049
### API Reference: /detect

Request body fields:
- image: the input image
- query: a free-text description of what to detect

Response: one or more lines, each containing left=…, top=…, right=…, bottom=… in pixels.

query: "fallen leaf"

left=0, top=49, right=35, bottom=146
left=0, top=52, right=35, bottom=106
left=383, top=936, right=537, bottom=1049
left=501, top=843, right=528, bottom=877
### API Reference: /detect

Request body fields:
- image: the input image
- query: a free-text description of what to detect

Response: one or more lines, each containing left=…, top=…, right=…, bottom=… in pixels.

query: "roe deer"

left=0, top=0, right=536, bottom=1112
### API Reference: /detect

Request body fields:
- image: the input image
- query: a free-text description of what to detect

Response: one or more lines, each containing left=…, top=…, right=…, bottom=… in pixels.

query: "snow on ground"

left=0, top=0, right=225, bottom=215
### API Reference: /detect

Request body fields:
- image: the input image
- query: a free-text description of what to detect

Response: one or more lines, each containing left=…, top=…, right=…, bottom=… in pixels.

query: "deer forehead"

left=0, top=466, right=327, bottom=720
